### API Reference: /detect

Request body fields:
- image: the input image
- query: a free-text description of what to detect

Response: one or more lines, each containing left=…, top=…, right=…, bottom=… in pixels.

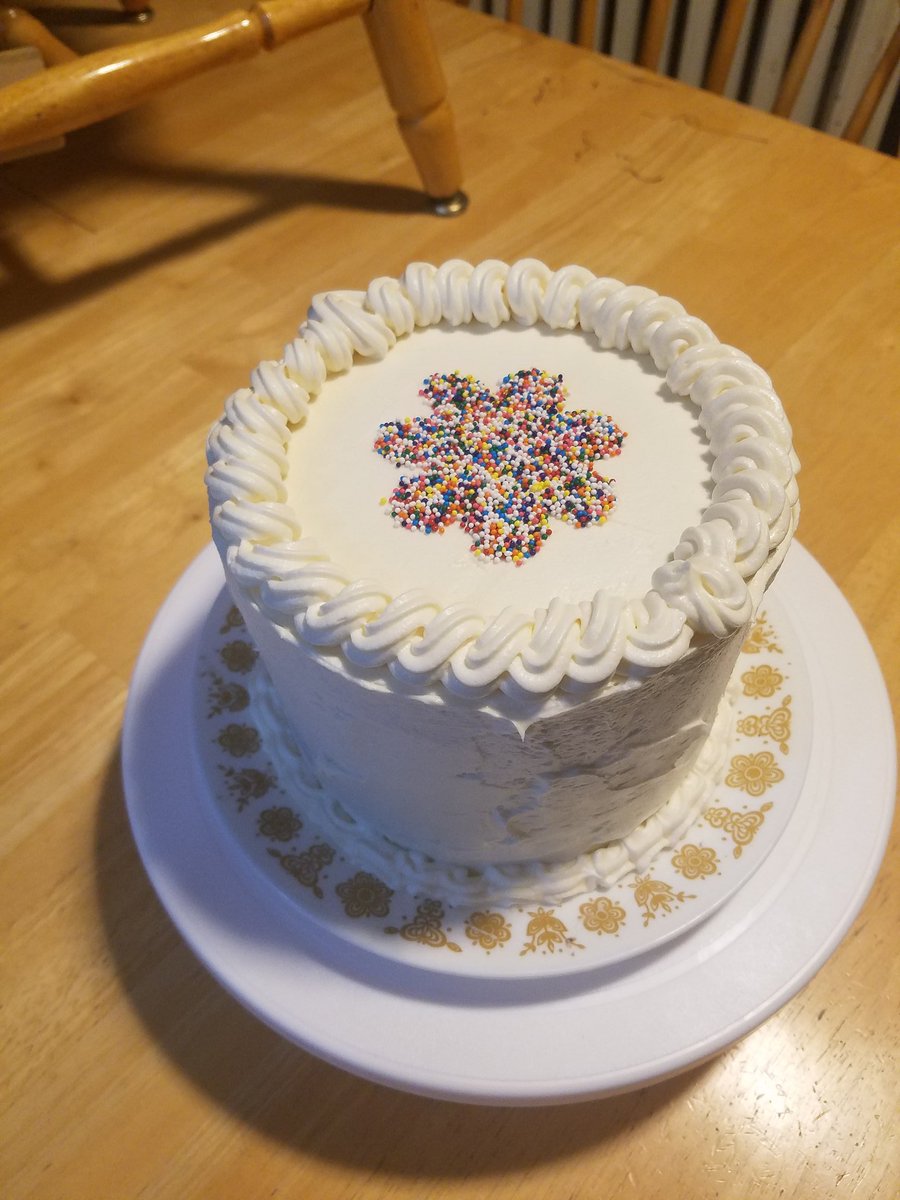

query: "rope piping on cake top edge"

left=207, top=259, right=799, bottom=700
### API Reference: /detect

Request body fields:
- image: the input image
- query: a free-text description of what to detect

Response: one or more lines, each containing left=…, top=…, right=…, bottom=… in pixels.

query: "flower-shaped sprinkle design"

left=375, top=369, right=626, bottom=565
left=578, top=895, right=627, bottom=936
left=465, top=910, right=513, bottom=952
left=336, top=872, right=394, bottom=919
left=741, top=664, right=785, bottom=699
left=257, top=806, right=303, bottom=842
left=726, top=751, right=784, bottom=797
left=671, top=843, right=719, bottom=880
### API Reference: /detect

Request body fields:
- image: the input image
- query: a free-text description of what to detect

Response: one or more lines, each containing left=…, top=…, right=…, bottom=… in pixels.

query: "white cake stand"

left=122, top=543, right=895, bottom=1106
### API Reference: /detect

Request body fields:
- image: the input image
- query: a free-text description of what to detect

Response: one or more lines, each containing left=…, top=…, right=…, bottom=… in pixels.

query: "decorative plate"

left=194, top=578, right=811, bottom=980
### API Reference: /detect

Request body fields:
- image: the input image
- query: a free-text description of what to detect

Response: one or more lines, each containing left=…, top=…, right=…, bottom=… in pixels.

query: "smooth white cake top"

left=206, top=259, right=799, bottom=701
left=290, top=324, right=708, bottom=611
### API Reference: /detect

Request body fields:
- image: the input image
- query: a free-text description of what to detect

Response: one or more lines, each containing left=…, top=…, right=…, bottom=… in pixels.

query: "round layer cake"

left=205, top=259, right=799, bottom=904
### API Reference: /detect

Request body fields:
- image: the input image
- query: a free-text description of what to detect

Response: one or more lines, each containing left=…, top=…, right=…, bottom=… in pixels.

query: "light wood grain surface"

left=2, top=4, right=898, bottom=1197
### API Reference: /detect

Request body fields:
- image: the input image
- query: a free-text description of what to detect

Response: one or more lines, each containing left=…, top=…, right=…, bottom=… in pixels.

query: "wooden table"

left=2, top=4, right=898, bottom=1197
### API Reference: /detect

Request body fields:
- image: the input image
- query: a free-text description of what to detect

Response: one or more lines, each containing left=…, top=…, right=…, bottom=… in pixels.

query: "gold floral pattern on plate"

left=671, top=843, right=719, bottom=880
left=704, top=802, right=773, bottom=858
left=630, top=876, right=696, bottom=928
left=336, top=871, right=394, bottom=919
left=268, top=843, right=334, bottom=899
left=742, top=612, right=782, bottom=655
left=741, top=663, right=786, bottom=699
left=520, top=908, right=585, bottom=956
left=726, top=751, right=785, bottom=797
left=220, top=764, right=278, bottom=810
left=205, top=671, right=250, bottom=717
left=197, top=587, right=807, bottom=975
left=219, top=639, right=258, bottom=674
left=257, top=806, right=303, bottom=842
left=465, top=910, right=513, bottom=952
left=738, top=697, right=792, bottom=754
left=219, top=605, right=245, bottom=634
left=578, top=895, right=627, bottom=936
left=386, top=899, right=462, bottom=952
left=215, top=722, right=261, bottom=758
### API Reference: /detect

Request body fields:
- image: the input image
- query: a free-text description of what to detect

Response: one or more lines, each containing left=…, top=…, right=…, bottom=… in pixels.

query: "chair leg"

left=363, top=0, right=468, bottom=215
left=0, top=8, right=78, bottom=65
left=0, top=1, right=366, bottom=154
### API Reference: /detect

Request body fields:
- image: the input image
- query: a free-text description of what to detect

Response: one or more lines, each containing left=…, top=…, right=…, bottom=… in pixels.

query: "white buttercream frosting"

left=207, top=260, right=798, bottom=701
left=250, top=660, right=739, bottom=906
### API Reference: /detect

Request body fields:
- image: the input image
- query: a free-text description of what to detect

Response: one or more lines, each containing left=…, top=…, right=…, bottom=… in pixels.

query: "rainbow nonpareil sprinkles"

left=374, top=369, right=626, bottom=565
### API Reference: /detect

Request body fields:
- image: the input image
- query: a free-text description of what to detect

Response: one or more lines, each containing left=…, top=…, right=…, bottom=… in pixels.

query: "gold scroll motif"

left=267, top=843, right=335, bottom=899
left=737, top=697, right=792, bottom=754
left=704, top=802, right=773, bottom=857
left=205, top=671, right=250, bottom=717
left=386, top=899, right=462, bottom=952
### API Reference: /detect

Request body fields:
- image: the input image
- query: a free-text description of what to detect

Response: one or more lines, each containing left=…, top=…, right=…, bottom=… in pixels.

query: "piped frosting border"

left=206, top=259, right=800, bottom=701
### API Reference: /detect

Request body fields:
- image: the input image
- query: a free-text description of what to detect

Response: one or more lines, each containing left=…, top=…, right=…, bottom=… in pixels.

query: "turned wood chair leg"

left=0, top=8, right=78, bottom=65
left=0, top=0, right=467, bottom=214
left=0, top=2, right=367, bottom=154
left=363, top=0, right=468, bottom=215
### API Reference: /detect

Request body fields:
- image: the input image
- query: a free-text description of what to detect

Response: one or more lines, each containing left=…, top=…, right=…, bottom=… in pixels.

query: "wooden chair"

left=0, top=0, right=468, bottom=213
left=498, top=0, right=900, bottom=148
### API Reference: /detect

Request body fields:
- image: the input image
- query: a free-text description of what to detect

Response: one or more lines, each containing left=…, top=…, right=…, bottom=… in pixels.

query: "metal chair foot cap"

left=430, top=190, right=469, bottom=217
